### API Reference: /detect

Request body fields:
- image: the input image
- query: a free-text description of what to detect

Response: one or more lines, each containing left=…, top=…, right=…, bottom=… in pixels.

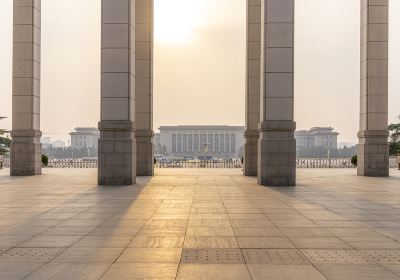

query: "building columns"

left=357, top=0, right=389, bottom=177
left=258, top=0, right=296, bottom=186
left=99, top=0, right=136, bottom=185
left=11, top=0, right=42, bottom=176
left=244, top=0, right=261, bottom=177
left=135, top=0, right=154, bottom=176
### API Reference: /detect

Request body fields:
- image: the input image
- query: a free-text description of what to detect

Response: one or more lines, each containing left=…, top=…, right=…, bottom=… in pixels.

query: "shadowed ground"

left=0, top=168, right=400, bottom=279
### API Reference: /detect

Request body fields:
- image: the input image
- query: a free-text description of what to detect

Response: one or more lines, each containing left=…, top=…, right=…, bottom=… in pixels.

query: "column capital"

left=98, top=120, right=136, bottom=132
left=136, top=129, right=154, bottom=138
left=11, top=129, right=42, bottom=138
left=259, top=121, right=296, bottom=132
left=244, top=130, right=259, bottom=138
left=358, top=130, right=389, bottom=138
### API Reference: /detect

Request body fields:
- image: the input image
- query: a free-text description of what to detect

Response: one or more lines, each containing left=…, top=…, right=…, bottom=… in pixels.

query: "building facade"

left=295, top=127, right=339, bottom=150
left=69, top=127, right=100, bottom=150
left=159, top=126, right=245, bottom=158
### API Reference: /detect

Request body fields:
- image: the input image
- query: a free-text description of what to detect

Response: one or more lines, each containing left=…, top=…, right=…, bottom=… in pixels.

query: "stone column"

left=357, top=0, right=389, bottom=177
left=11, top=0, right=42, bottom=176
left=135, top=0, right=154, bottom=176
left=244, top=0, right=261, bottom=176
left=258, top=0, right=296, bottom=186
left=99, top=0, right=136, bottom=185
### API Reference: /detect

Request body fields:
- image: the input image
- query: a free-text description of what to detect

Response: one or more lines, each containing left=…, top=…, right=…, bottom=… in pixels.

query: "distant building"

left=41, top=137, right=52, bottom=149
left=51, top=140, right=66, bottom=148
left=338, top=142, right=356, bottom=149
left=159, top=125, right=245, bottom=158
left=69, top=127, right=99, bottom=149
left=295, top=127, right=339, bottom=150
left=154, top=133, right=161, bottom=148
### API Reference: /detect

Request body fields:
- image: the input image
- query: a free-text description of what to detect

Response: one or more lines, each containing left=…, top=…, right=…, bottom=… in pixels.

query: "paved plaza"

left=0, top=168, right=399, bottom=279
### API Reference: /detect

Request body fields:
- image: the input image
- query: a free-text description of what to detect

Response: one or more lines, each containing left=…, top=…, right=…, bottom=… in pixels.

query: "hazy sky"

left=0, top=0, right=399, bottom=144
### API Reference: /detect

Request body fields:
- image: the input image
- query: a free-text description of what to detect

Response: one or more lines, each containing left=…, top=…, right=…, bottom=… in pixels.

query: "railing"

left=2, top=157, right=10, bottom=168
left=390, top=156, right=399, bottom=169
left=1, top=157, right=399, bottom=169
left=155, top=160, right=242, bottom=169
left=47, top=159, right=98, bottom=168
left=296, top=158, right=354, bottom=168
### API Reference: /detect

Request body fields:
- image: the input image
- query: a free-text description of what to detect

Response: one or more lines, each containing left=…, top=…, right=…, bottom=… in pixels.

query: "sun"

left=154, top=0, right=201, bottom=44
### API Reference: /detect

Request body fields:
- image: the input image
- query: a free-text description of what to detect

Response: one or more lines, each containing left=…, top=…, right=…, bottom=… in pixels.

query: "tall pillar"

left=11, top=0, right=42, bottom=176
left=357, top=0, right=389, bottom=177
left=244, top=0, right=261, bottom=176
left=258, top=0, right=296, bottom=186
left=99, top=0, right=136, bottom=185
left=135, top=0, right=154, bottom=176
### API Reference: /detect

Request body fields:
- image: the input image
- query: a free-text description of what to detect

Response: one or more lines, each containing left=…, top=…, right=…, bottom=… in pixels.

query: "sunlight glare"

left=154, top=0, right=201, bottom=44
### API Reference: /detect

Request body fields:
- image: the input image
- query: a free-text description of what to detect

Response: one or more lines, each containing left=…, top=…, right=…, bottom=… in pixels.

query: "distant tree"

left=42, top=154, right=49, bottom=166
left=0, top=129, right=11, bottom=156
left=389, top=117, right=400, bottom=156
left=351, top=155, right=357, bottom=167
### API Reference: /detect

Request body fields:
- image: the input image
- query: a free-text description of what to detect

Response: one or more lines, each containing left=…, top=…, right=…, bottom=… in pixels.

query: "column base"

left=257, top=121, right=296, bottom=186
left=136, top=129, right=154, bottom=176
left=10, top=130, right=42, bottom=176
left=357, top=130, right=389, bottom=177
left=98, top=121, right=136, bottom=186
left=243, top=130, right=258, bottom=176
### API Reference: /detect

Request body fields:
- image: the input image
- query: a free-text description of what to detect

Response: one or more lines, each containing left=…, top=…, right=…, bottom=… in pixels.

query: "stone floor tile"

left=89, top=226, right=142, bottom=236
left=53, top=247, right=124, bottom=263
left=101, top=219, right=147, bottom=227
left=0, top=263, right=44, bottom=280
left=58, top=219, right=105, bottom=227
left=188, top=219, right=232, bottom=227
left=349, top=241, right=400, bottom=249
left=190, top=208, right=226, bottom=214
left=137, top=226, right=186, bottom=236
left=19, top=236, right=82, bottom=247
left=0, top=235, right=32, bottom=247
left=247, top=264, right=327, bottom=280
left=0, top=226, right=49, bottom=236
left=145, top=219, right=188, bottom=227
left=100, top=263, right=178, bottom=280
left=384, top=265, right=400, bottom=277
left=41, top=226, right=96, bottom=236
left=280, top=227, right=333, bottom=237
left=24, top=263, right=110, bottom=280
left=233, top=227, right=283, bottom=237
left=72, top=236, right=132, bottom=248
left=129, top=236, right=185, bottom=248
left=228, top=214, right=267, bottom=220
left=242, top=249, right=310, bottom=264
left=316, top=264, right=400, bottom=280
left=230, top=219, right=275, bottom=228
left=236, top=237, right=294, bottom=249
left=2, top=168, right=400, bottom=279
left=184, top=236, right=238, bottom=248
left=327, top=227, right=386, bottom=238
left=0, top=247, right=65, bottom=262
left=360, top=250, right=400, bottom=264
left=314, top=220, right=367, bottom=228
left=273, top=219, right=319, bottom=228
left=302, top=249, right=375, bottom=264
left=186, top=226, right=235, bottom=237
left=189, top=214, right=229, bottom=220
left=117, top=248, right=182, bottom=263
left=288, top=237, right=352, bottom=249
left=176, top=264, right=251, bottom=280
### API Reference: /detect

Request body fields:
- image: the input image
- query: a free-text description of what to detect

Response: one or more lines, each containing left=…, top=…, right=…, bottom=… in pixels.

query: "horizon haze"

left=0, top=0, right=399, bottom=144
